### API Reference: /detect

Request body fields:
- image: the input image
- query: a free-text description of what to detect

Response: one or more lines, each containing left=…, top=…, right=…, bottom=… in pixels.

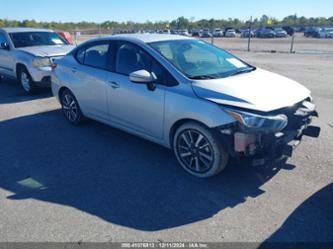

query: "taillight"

left=51, top=63, right=57, bottom=70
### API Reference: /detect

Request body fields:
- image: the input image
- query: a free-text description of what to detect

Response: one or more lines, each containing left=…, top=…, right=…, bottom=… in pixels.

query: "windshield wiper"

left=189, top=75, right=217, bottom=80
left=226, top=67, right=256, bottom=77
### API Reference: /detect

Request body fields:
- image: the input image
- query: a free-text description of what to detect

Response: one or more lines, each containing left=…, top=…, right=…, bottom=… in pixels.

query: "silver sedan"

left=52, top=34, right=318, bottom=177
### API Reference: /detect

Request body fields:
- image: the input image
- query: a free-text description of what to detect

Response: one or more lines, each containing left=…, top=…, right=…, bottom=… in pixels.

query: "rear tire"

left=173, top=122, right=229, bottom=178
left=17, top=67, right=37, bottom=94
left=60, top=89, right=84, bottom=125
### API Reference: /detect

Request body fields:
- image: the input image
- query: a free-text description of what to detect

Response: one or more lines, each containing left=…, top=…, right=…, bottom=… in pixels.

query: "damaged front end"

left=218, top=98, right=321, bottom=166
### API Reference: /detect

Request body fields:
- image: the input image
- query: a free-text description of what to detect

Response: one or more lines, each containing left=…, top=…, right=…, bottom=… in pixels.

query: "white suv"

left=0, top=27, right=74, bottom=94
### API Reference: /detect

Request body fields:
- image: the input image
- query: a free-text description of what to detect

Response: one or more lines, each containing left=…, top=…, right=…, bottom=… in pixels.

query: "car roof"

left=0, top=27, right=53, bottom=33
left=99, top=34, right=194, bottom=44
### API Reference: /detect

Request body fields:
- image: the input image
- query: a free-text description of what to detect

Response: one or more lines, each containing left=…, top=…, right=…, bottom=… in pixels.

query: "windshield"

left=149, top=39, right=254, bottom=79
left=10, top=32, right=68, bottom=48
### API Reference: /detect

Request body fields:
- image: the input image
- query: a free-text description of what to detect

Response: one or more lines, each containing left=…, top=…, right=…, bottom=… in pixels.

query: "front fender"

left=13, top=51, right=34, bottom=76
left=163, top=90, right=234, bottom=147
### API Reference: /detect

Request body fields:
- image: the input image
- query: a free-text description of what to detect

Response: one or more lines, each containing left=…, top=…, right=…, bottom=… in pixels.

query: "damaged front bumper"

left=247, top=124, right=320, bottom=166
left=219, top=101, right=321, bottom=166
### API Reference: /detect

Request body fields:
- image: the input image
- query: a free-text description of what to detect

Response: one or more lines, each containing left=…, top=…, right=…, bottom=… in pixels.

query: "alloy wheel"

left=20, top=71, right=31, bottom=92
left=61, top=93, right=79, bottom=122
left=176, top=129, right=214, bottom=173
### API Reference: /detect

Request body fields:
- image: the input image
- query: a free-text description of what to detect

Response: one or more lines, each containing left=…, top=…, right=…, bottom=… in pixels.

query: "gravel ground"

left=0, top=50, right=332, bottom=244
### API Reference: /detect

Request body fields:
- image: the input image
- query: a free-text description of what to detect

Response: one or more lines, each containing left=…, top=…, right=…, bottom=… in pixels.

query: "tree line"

left=1, top=15, right=332, bottom=31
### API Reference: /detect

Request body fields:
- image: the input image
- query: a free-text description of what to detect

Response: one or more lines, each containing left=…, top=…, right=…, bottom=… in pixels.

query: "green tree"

left=0, top=15, right=332, bottom=32
left=260, top=15, right=269, bottom=26
left=176, top=16, right=189, bottom=29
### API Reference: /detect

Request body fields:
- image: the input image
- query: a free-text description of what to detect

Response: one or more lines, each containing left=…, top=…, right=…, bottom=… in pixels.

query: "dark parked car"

left=191, top=29, right=201, bottom=37
left=304, top=27, right=321, bottom=37
left=256, top=28, right=276, bottom=38
left=282, top=26, right=295, bottom=36
left=170, top=29, right=178, bottom=35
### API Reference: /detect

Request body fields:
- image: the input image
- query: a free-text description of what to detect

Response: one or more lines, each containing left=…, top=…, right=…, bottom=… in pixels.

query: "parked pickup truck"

left=0, top=27, right=74, bottom=94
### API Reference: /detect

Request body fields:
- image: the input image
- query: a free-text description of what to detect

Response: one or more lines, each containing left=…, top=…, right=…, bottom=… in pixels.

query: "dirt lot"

left=0, top=45, right=332, bottom=244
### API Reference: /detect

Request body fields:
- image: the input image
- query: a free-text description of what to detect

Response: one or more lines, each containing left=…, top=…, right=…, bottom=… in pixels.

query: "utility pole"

left=247, top=16, right=252, bottom=52
left=211, top=21, right=214, bottom=44
left=290, top=14, right=297, bottom=53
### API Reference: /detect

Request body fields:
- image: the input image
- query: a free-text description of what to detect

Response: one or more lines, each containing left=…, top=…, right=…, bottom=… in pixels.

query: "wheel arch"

left=57, top=86, right=85, bottom=117
left=168, top=118, right=212, bottom=148
left=58, top=86, right=70, bottom=100
left=15, top=63, right=28, bottom=78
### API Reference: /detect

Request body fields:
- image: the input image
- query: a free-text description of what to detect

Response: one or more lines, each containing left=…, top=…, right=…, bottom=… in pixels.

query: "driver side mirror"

left=0, top=42, right=9, bottom=50
left=129, top=69, right=156, bottom=91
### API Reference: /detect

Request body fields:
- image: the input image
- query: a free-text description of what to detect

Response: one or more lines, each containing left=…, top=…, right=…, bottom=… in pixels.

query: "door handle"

left=108, top=81, right=120, bottom=89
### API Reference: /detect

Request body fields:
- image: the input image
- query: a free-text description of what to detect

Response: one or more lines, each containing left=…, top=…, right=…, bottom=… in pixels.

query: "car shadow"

left=0, top=77, right=52, bottom=104
left=259, top=183, right=333, bottom=247
left=0, top=110, right=296, bottom=231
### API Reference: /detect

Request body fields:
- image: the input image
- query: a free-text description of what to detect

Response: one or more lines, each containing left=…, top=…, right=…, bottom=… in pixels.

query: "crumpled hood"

left=18, top=45, right=75, bottom=57
left=192, top=68, right=311, bottom=112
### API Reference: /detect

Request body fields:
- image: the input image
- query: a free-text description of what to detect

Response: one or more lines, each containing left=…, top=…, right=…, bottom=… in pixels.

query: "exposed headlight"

left=32, top=57, right=52, bottom=68
left=225, top=108, right=288, bottom=133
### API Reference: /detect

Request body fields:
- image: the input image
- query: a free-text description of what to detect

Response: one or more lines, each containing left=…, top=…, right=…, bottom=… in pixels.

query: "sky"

left=0, top=0, right=332, bottom=23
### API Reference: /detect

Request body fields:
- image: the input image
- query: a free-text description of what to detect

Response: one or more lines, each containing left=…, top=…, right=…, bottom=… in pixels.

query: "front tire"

left=60, top=89, right=84, bottom=125
left=173, top=122, right=229, bottom=178
left=18, top=67, right=37, bottom=94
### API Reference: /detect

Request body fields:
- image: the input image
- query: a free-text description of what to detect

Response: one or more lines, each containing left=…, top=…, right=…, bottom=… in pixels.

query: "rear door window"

left=74, top=42, right=111, bottom=70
